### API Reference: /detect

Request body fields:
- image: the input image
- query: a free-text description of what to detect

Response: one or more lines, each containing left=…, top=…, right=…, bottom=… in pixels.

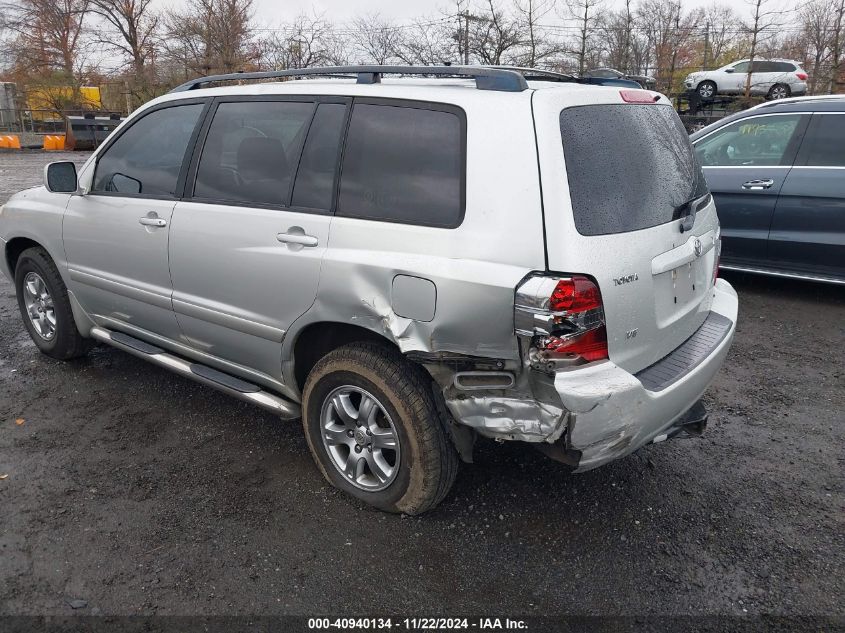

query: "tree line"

left=0, top=0, right=843, bottom=113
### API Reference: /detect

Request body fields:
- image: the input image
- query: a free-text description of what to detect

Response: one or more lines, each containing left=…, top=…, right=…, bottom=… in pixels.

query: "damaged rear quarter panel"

left=284, top=92, right=546, bottom=363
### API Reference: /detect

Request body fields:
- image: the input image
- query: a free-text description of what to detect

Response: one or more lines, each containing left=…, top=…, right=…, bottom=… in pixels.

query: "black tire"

left=302, top=342, right=458, bottom=515
left=14, top=247, right=89, bottom=360
left=697, top=80, right=717, bottom=99
left=767, top=83, right=791, bottom=100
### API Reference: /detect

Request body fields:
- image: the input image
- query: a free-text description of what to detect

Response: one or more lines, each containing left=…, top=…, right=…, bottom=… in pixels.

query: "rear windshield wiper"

left=674, top=193, right=712, bottom=233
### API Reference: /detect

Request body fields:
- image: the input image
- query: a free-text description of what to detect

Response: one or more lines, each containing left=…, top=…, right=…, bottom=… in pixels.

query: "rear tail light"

left=796, top=72, right=808, bottom=80
left=515, top=274, right=609, bottom=371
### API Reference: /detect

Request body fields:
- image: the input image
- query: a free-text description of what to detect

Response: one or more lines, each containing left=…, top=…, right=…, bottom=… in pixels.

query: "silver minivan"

left=0, top=66, right=738, bottom=514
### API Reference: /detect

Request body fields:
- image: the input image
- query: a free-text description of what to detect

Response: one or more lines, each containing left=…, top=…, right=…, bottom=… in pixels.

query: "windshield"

left=559, top=103, right=708, bottom=236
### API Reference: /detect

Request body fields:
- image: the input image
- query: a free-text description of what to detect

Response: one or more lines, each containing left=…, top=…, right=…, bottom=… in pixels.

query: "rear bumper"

left=555, top=279, right=738, bottom=472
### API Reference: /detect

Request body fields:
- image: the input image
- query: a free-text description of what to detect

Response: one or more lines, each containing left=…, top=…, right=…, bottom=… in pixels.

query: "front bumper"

left=0, top=236, right=10, bottom=282
left=555, top=279, right=738, bottom=472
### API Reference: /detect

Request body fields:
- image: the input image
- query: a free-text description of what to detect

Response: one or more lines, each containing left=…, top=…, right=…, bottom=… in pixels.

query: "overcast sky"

left=153, top=0, right=787, bottom=27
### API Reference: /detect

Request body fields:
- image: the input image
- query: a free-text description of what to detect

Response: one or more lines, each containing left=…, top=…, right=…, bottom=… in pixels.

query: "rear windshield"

left=560, top=104, right=708, bottom=236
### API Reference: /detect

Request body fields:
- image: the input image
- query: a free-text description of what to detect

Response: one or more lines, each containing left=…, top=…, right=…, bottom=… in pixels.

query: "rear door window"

left=291, top=103, right=347, bottom=211
left=337, top=102, right=464, bottom=228
left=193, top=100, right=314, bottom=207
left=559, top=104, right=707, bottom=236
left=797, top=114, right=845, bottom=167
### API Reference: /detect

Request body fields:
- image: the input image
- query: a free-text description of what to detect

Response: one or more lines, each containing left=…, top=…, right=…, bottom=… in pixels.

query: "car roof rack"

left=169, top=65, right=529, bottom=94
left=489, top=66, right=578, bottom=83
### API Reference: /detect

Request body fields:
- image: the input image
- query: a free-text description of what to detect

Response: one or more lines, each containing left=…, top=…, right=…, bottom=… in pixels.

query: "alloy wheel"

left=22, top=272, right=56, bottom=341
left=320, top=385, right=401, bottom=491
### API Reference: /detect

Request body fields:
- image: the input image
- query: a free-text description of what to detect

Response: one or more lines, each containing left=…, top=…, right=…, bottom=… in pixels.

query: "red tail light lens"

left=550, top=276, right=603, bottom=312
left=543, top=327, right=608, bottom=362
left=514, top=273, right=609, bottom=368
left=796, top=72, right=808, bottom=80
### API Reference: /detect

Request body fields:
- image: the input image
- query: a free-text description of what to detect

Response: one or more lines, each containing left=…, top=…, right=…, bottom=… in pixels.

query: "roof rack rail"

left=169, top=65, right=529, bottom=94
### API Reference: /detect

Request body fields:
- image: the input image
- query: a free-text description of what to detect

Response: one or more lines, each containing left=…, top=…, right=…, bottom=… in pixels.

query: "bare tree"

left=513, top=0, right=559, bottom=68
left=636, top=0, right=699, bottom=93
left=394, top=17, right=457, bottom=65
left=564, top=0, right=603, bottom=75
left=742, top=0, right=786, bottom=98
left=702, top=3, right=741, bottom=68
left=830, top=0, right=845, bottom=92
left=163, top=0, right=254, bottom=77
left=468, top=0, right=522, bottom=65
left=349, top=14, right=402, bottom=64
left=0, top=0, right=89, bottom=76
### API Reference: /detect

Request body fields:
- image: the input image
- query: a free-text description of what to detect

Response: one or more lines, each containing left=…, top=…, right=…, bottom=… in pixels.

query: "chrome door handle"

left=276, top=231, right=318, bottom=247
left=741, top=179, right=774, bottom=190
left=139, top=216, right=167, bottom=227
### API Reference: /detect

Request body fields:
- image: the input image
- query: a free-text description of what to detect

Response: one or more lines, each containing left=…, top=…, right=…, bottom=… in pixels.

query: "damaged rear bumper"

left=557, top=279, right=738, bottom=471
left=440, top=279, right=737, bottom=471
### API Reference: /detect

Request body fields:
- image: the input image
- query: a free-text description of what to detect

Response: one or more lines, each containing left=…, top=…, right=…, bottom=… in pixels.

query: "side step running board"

left=89, top=326, right=301, bottom=419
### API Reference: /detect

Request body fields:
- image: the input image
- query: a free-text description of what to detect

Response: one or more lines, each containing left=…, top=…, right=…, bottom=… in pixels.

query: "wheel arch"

left=289, top=321, right=399, bottom=393
left=5, top=236, right=47, bottom=277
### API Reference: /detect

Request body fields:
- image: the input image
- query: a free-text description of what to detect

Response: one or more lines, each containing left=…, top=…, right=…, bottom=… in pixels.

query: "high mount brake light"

left=514, top=274, right=609, bottom=370
left=619, top=89, right=660, bottom=104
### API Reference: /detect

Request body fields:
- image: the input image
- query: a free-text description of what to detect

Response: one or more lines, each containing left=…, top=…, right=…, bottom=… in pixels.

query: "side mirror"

left=724, top=68, right=735, bottom=74
left=44, top=161, right=78, bottom=193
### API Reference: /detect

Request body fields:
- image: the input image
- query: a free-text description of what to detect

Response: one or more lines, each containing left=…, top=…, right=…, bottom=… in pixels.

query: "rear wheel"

left=697, top=80, right=717, bottom=99
left=768, top=84, right=790, bottom=100
left=14, top=247, right=88, bottom=360
left=302, top=342, right=458, bottom=514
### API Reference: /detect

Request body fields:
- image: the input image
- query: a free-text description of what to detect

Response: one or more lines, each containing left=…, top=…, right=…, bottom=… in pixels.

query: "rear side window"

left=93, top=104, right=204, bottom=197
left=194, top=100, right=314, bottom=206
left=291, top=103, right=346, bottom=210
left=337, top=103, right=464, bottom=228
left=800, top=114, right=845, bottom=167
left=560, top=104, right=707, bottom=236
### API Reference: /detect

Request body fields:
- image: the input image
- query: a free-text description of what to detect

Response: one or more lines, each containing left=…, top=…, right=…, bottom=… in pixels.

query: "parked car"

left=0, top=65, right=738, bottom=514
left=584, top=67, right=657, bottom=90
left=690, top=95, right=845, bottom=284
left=684, top=60, right=808, bottom=100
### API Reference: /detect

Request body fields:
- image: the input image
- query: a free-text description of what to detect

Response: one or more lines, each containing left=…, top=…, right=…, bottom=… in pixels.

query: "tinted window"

left=560, top=104, right=707, bottom=236
left=194, top=100, right=314, bottom=206
left=773, top=61, right=796, bottom=72
left=337, top=104, right=463, bottom=228
left=291, top=103, right=346, bottom=210
left=93, top=104, right=203, bottom=196
left=801, top=114, right=845, bottom=167
left=751, top=61, right=770, bottom=72
left=695, top=114, right=803, bottom=167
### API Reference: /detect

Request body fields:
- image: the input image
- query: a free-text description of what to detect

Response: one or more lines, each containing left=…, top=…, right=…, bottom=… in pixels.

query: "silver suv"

left=684, top=59, right=808, bottom=100
left=0, top=66, right=738, bottom=514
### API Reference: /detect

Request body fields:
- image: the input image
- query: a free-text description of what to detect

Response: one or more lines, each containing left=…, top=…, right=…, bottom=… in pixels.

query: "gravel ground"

left=0, top=150, right=843, bottom=619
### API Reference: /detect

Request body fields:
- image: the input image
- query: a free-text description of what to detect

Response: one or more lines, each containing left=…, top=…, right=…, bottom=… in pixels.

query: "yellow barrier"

left=42, top=135, right=66, bottom=151
left=0, top=135, right=21, bottom=149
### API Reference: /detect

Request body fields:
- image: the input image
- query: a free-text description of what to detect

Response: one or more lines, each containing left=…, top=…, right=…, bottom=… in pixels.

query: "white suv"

left=0, top=66, right=738, bottom=514
left=685, top=59, right=808, bottom=100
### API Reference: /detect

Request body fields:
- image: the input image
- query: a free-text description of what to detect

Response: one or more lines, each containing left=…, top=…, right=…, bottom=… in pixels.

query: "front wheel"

left=697, top=80, right=717, bottom=99
left=14, top=247, right=89, bottom=360
left=302, top=342, right=458, bottom=515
